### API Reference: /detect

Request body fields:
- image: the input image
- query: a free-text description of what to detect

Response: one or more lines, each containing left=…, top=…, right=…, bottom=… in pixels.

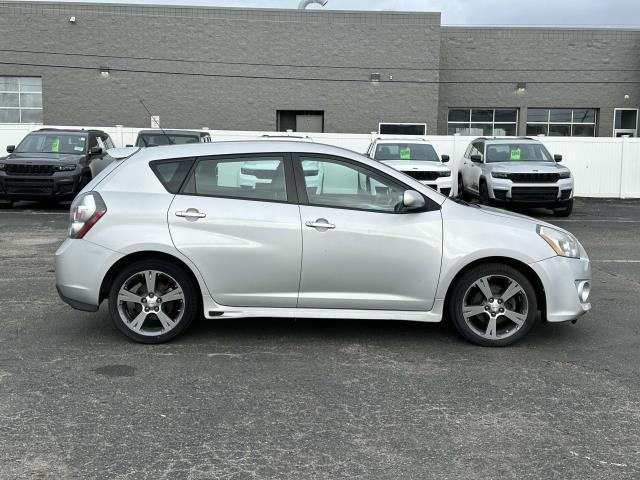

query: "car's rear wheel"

left=554, top=199, right=573, bottom=217
left=449, top=263, right=537, bottom=347
left=108, top=260, right=198, bottom=343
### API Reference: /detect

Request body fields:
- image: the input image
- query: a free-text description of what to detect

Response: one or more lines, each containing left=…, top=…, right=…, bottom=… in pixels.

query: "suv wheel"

left=457, top=175, right=470, bottom=201
left=77, top=173, right=91, bottom=194
left=554, top=199, right=573, bottom=217
left=108, top=259, right=198, bottom=343
left=449, top=263, right=537, bottom=347
left=479, top=181, right=491, bottom=205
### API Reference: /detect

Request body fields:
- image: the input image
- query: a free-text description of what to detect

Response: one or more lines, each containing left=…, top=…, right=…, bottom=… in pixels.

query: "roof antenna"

left=139, top=99, right=173, bottom=146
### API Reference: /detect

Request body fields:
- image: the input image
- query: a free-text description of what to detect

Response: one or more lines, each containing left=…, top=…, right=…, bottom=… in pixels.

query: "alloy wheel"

left=116, top=270, right=186, bottom=337
left=462, top=274, right=528, bottom=341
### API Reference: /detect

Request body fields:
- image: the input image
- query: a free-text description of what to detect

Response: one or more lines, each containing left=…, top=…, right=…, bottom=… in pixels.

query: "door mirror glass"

left=6, top=145, right=15, bottom=153
left=470, top=154, right=482, bottom=163
left=90, top=146, right=103, bottom=156
left=403, top=190, right=426, bottom=210
left=554, top=154, right=563, bottom=162
left=441, top=154, right=450, bottom=163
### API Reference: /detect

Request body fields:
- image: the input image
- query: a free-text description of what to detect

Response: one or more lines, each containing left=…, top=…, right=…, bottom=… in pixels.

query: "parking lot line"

left=593, top=260, right=640, bottom=263
left=0, top=211, right=68, bottom=215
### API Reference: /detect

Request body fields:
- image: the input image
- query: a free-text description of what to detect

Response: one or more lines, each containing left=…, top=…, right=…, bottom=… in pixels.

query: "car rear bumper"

left=55, top=238, right=123, bottom=311
left=0, top=172, right=82, bottom=200
left=529, top=255, right=592, bottom=323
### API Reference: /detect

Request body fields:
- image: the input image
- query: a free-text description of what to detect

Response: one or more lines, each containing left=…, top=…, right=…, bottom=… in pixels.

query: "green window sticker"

left=400, top=147, right=411, bottom=160
left=510, top=148, right=521, bottom=161
left=51, top=138, right=60, bottom=153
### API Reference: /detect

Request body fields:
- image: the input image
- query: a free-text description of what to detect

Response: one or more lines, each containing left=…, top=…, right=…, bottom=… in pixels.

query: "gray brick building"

left=0, top=1, right=638, bottom=137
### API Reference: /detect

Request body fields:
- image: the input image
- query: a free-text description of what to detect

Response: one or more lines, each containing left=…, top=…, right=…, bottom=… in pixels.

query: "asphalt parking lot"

left=1, top=198, right=639, bottom=479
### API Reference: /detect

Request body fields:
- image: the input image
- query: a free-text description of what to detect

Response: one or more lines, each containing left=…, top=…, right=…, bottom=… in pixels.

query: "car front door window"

left=300, top=157, right=405, bottom=213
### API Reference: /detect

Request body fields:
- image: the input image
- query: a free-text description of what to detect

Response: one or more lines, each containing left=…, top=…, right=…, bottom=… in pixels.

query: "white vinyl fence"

left=1, top=124, right=639, bottom=198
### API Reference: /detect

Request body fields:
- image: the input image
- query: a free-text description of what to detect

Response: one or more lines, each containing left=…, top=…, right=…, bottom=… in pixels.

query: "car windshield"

left=136, top=134, right=200, bottom=147
left=485, top=143, right=553, bottom=163
left=15, top=133, right=87, bottom=155
left=374, top=143, right=440, bottom=162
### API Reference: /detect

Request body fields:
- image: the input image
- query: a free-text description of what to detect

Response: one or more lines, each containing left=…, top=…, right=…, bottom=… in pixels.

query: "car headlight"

left=558, top=171, right=571, bottom=179
left=537, top=225, right=580, bottom=258
left=491, top=172, right=510, bottom=179
left=55, top=164, right=77, bottom=172
left=437, top=171, right=451, bottom=177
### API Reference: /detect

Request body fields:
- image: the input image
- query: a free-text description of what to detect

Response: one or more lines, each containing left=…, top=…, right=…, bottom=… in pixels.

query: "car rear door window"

left=183, top=156, right=288, bottom=202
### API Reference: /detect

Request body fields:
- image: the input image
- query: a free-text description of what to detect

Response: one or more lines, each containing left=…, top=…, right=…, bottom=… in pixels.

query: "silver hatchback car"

left=55, top=141, right=591, bottom=346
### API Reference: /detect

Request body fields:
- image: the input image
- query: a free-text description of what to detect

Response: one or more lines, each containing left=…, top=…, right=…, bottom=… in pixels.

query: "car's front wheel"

left=554, top=199, right=573, bottom=217
left=108, top=259, right=199, bottom=343
left=449, top=263, right=538, bottom=347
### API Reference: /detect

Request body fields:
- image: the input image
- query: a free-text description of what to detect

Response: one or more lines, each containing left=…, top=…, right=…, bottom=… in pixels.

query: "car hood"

left=473, top=201, right=569, bottom=233
left=382, top=160, right=450, bottom=172
left=4, top=152, right=84, bottom=164
left=488, top=162, right=569, bottom=174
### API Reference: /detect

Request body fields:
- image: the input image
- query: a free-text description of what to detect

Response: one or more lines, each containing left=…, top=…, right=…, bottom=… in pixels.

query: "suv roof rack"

left=476, top=136, right=537, bottom=141
left=36, top=127, right=103, bottom=134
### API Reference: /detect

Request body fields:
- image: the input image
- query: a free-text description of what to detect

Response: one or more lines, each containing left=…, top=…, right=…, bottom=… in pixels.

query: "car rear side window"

left=182, top=156, right=288, bottom=202
left=150, top=158, right=195, bottom=193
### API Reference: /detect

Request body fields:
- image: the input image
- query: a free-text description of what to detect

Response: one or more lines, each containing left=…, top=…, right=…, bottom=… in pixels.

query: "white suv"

left=366, top=138, right=453, bottom=197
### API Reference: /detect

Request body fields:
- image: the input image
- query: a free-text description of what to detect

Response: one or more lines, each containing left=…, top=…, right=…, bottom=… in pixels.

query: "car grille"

left=4, top=178, right=54, bottom=195
left=509, top=173, right=560, bottom=183
left=511, top=187, right=559, bottom=202
left=404, top=170, right=439, bottom=182
left=5, top=164, right=55, bottom=176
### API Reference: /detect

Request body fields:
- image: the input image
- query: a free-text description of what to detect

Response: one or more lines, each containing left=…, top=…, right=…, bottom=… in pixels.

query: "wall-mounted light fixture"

left=99, top=66, right=110, bottom=78
left=516, top=82, right=527, bottom=94
left=69, top=16, right=77, bottom=24
left=370, top=72, right=381, bottom=83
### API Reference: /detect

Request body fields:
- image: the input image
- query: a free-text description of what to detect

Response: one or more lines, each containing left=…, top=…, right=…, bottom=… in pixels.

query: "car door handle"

left=175, top=209, right=206, bottom=220
left=305, top=219, right=335, bottom=230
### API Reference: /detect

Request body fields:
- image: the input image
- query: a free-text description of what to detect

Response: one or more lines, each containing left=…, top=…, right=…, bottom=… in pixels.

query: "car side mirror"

left=554, top=154, right=563, bottom=162
left=90, top=146, right=103, bottom=156
left=470, top=154, right=483, bottom=163
left=6, top=145, right=15, bottom=153
left=441, top=154, right=450, bottom=163
left=403, top=190, right=426, bottom=210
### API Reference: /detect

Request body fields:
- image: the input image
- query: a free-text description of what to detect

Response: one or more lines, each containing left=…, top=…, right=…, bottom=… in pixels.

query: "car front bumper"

left=488, top=178, right=574, bottom=206
left=0, top=170, right=82, bottom=201
left=419, top=177, right=453, bottom=197
left=55, top=238, right=124, bottom=311
left=529, top=254, right=592, bottom=322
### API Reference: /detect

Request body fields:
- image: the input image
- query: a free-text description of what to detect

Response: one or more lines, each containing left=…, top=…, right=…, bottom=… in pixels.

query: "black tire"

left=108, top=259, right=199, bottom=343
left=458, top=174, right=470, bottom=201
left=449, top=263, right=538, bottom=347
left=76, top=173, right=91, bottom=195
left=479, top=181, right=491, bottom=206
left=554, top=199, right=573, bottom=217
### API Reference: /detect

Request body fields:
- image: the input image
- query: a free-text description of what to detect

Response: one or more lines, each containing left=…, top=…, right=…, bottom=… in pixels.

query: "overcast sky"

left=62, top=0, right=640, bottom=26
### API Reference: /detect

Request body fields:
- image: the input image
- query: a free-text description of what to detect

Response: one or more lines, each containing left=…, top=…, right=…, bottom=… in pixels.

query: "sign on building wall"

left=150, top=116, right=161, bottom=128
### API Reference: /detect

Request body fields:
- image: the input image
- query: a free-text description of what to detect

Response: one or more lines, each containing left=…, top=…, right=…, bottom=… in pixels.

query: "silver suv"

left=458, top=138, right=574, bottom=216
left=55, top=141, right=591, bottom=347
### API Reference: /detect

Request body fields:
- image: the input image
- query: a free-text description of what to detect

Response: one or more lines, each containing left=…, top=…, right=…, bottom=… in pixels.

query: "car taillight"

left=69, top=192, right=107, bottom=239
